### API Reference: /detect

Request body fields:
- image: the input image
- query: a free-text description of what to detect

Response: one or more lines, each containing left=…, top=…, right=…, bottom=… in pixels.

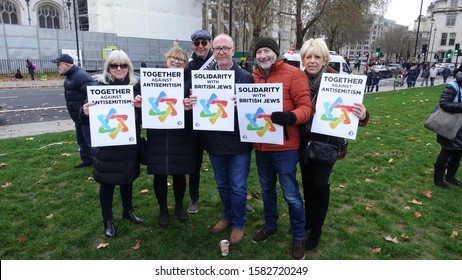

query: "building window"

left=446, top=14, right=456, bottom=26
left=441, top=33, right=448, bottom=46
left=450, top=0, right=458, bottom=8
left=38, top=4, right=61, bottom=29
left=449, top=33, right=456, bottom=45
left=0, top=0, right=18, bottom=24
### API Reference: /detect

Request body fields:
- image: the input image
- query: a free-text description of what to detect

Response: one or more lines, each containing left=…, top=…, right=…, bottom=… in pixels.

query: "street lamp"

left=68, top=0, right=81, bottom=66
left=66, top=1, right=72, bottom=29
left=25, top=0, right=31, bottom=25
left=425, top=17, right=435, bottom=64
left=242, top=0, right=248, bottom=56
left=413, top=0, right=424, bottom=60
left=229, top=0, right=233, bottom=37
left=431, top=26, right=437, bottom=63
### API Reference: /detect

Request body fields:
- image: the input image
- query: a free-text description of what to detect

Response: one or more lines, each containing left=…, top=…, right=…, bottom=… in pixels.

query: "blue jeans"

left=209, top=151, right=251, bottom=229
left=75, top=122, right=94, bottom=164
left=255, top=150, right=306, bottom=240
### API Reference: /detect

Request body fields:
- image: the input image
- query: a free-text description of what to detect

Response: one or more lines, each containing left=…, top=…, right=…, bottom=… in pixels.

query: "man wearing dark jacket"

left=52, top=54, right=95, bottom=168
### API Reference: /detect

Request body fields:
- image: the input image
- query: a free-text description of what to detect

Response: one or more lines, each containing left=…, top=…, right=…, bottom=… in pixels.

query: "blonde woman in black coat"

left=81, top=50, right=143, bottom=237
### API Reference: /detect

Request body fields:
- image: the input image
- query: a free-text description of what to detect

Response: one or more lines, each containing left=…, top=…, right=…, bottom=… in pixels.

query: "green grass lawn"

left=1, top=85, right=461, bottom=260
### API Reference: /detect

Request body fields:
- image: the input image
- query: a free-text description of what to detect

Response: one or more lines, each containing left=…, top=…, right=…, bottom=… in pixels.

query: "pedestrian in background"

left=80, top=50, right=144, bottom=237
left=442, top=65, right=451, bottom=83
left=429, top=64, right=438, bottom=86
left=370, top=68, right=381, bottom=92
left=51, top=54, right=95, bottom=168
left=251, top=36, right=312, bottom=260
left=420, top=64, right=430, bottom=86
left=186, top=29, right=214, bottom=214
left=139, top=46, right=197, bottom=228
left=26, top=59, right=35, bottom=80
left=141, top=60, right=147, bottom=68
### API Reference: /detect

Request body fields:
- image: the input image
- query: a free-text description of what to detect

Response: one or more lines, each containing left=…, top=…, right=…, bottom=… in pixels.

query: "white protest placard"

left=236, top=83, right=283, bottom=145
left=140, top=68, right=185, bottom=129
left=311, top=73, right=366, bottom=140
left=191, top=70, right=235, bottom=131
left=87, top=85, right=137, bottom=147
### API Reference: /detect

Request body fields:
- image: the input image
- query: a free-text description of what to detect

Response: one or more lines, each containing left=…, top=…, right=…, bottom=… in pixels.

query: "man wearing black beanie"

left=251, top=35, right=312, bottom=260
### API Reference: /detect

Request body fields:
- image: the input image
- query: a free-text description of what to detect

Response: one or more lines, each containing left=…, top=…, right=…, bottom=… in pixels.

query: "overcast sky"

left=384, top=0, right=434, bottom=29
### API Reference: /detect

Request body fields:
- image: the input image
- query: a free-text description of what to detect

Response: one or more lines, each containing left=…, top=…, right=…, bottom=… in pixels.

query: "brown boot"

left=213, top=220, right=230, bottom=233
left=230, top=228, right=245, bottom=245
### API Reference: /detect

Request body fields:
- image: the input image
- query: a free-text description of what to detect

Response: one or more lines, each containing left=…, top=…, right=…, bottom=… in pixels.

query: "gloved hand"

left=271, top=111, right=297, bottom=126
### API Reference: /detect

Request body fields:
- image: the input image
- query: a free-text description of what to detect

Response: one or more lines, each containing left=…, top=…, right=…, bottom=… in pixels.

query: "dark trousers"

left=434, top=147, right=462, bottom=180
left=75, top=122, right=94, bottom=164
left=189, top=142, right=204, bottom=201
left=99, top=183, right=133, bottom=221
left=154, top=174, right=186, bottom=208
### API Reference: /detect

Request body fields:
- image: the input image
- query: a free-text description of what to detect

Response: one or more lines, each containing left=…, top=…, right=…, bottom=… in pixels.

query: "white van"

left=283, top=51, right=352, bottom=74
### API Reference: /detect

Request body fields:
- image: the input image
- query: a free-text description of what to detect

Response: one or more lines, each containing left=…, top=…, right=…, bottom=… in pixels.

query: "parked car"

left=283, top=50, right=352, bottom=74
left=370, top=65, right=394, bottom=78
left=434, top=63, right=455, bottom=75
left=385, top=63, right=404, bottom=75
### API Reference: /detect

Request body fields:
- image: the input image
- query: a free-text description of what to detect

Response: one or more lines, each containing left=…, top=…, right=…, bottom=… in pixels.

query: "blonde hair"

left=299, top=38, right=330, bottom=65
left=101, top=50, right=137, bottom=85
left=164, top=46, right=189, bottom=67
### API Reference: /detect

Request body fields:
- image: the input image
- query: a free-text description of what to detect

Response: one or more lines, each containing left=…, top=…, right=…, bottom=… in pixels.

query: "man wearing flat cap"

left=52, top=54, right=95, bottom=168
left=250, top=36, right=312, bottom=260
left=185, top=29, right=214, bottom=214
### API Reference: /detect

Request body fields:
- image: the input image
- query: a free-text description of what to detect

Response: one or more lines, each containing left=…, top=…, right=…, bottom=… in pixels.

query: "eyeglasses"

left=193, top=40, right=208, bottom=47
left=213, top=47, right=232, bottom=54
left=109, top=64, right=128, bottom=70
left=169, top=56, right=186, bottom=64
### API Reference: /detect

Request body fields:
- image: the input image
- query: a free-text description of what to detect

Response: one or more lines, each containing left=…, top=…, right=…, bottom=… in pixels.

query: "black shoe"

left=434, top=181, right=451, bottom=190
left=158, top=211, right=169, bottom=228
left=175, top=207, right=189, bottom=223
left=305, top=228, right=322, bottom=250
left=103, top=220, right=116, bottom=237
left=445, top=177, right=462, bottom=186
left=75, top=162, right=92, bottom=168
left=122, top=210, right=143, bottom=224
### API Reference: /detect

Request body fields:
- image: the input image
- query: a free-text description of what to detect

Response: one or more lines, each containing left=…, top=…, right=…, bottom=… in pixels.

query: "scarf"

left=306, top=65, right=326, bottom=101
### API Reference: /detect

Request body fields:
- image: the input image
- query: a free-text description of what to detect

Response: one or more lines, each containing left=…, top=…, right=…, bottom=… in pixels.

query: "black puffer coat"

left=146, top=69, right=198, bottom=175
left=64, top=65, right=95, bottom=123
left=437, top=72, right=462, bottom=149
left=91, top=78, right=142, bottom=185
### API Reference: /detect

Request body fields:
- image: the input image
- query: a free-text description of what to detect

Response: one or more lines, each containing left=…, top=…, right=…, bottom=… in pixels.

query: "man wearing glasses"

left=186, top=30, right=214, bottom=214
left=51, top=54, right=95, bottom=168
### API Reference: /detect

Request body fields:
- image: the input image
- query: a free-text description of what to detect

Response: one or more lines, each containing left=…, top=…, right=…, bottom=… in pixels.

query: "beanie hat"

left=254, top=36, right=280, bottom=57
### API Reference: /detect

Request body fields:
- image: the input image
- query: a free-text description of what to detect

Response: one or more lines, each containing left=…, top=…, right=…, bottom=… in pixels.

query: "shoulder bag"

left=424, top=81, right=462, bottom=140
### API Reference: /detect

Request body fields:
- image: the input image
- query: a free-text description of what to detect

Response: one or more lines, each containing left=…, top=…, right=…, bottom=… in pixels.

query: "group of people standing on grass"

left=52, top=29, right=370, bottom=260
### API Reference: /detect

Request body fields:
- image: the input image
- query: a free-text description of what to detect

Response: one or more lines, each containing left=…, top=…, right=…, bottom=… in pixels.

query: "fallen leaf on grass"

left=370, top=167, right=379, bottom=172
left=404, top=206, right=411, bottom=210
left=132, top=239, right=142, bottom=250
left=18, top=234, right=26, bottom=244
left=247, top=193, right=252, bottom=200
left=97, top=243, right=109, bottom=249
left=365, top=204, right=373, bottom=211
left=26, top=137, right=34, bottom=141
left=384, top=235, right=399, bottom=244
left=372, top=153, right=380, bottom=157
left=0, top=162, right=8, bottom=168
left=85, top=177, right=94, bottom=182
left=253, top=192, right=261, bottom=199
left=140, top=189, right=149, bottom=194
left=339, top=184, right=346, bottom=189
left=365, top=178, right=375, bottom=183
left=450, top=231, right=458, bottom=239
left=61, top=153, right=71, bottom=157
left=203, top=168, right=209, bottom=172
left=46, top=214, right=54, bottom=219
left=407, top=137, right=417, bottom=141
left=388, top=158, right=394, bottom=163
left=1, top=182, right=13, bottom=188
left=414, top=211, right=422, bottom=218
left=423, top=190, right=432, bottom=199
left=372, top=248, right=381, bottom=254
left=400, top=233, right=409, bottom=239
left=408, top=199, right=423, bottom=206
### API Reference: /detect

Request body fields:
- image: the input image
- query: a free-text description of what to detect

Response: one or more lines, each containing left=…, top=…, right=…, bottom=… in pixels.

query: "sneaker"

left=292, top=239, right=306, bottom=260
left=213, top=220, right=231, bottom=233
left=187, top=200, right=199, bottom=214
left=252, top=227, right=277, bottom=243
left=246, top=204, right=255, bottom=213
left=445, top=176, right=462, bottom=186
left=230, top=228, right=245, bottom=245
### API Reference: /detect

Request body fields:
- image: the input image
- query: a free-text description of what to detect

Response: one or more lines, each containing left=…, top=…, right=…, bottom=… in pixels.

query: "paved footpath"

left=0, top=74, right=448, bottom=139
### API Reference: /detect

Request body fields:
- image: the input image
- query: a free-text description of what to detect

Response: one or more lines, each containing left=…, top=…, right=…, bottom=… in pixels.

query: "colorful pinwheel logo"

left=320, top=97, right=354, bottom=129
left=148, top=91, right=178, bottom=122
left=244, top=107, right=276, bottom=137
left=96, top=108, right=129, bottom=139
left=199, top=93, right=228, bottom=124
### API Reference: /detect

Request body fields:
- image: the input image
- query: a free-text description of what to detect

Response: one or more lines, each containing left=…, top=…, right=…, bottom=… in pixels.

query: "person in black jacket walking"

left=433, top=66, right=462, bottom=190
left=81, top=50, right=143, bottom=237
left=52, top=54, right=95, bottom=168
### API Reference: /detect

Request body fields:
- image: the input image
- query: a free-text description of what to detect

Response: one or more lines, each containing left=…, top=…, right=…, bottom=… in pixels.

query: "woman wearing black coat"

left=81, top=50, right=143, bottom=237
left=135, top=46, right=197, bottom=228
left=433, top=67, right=462, bottom=190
